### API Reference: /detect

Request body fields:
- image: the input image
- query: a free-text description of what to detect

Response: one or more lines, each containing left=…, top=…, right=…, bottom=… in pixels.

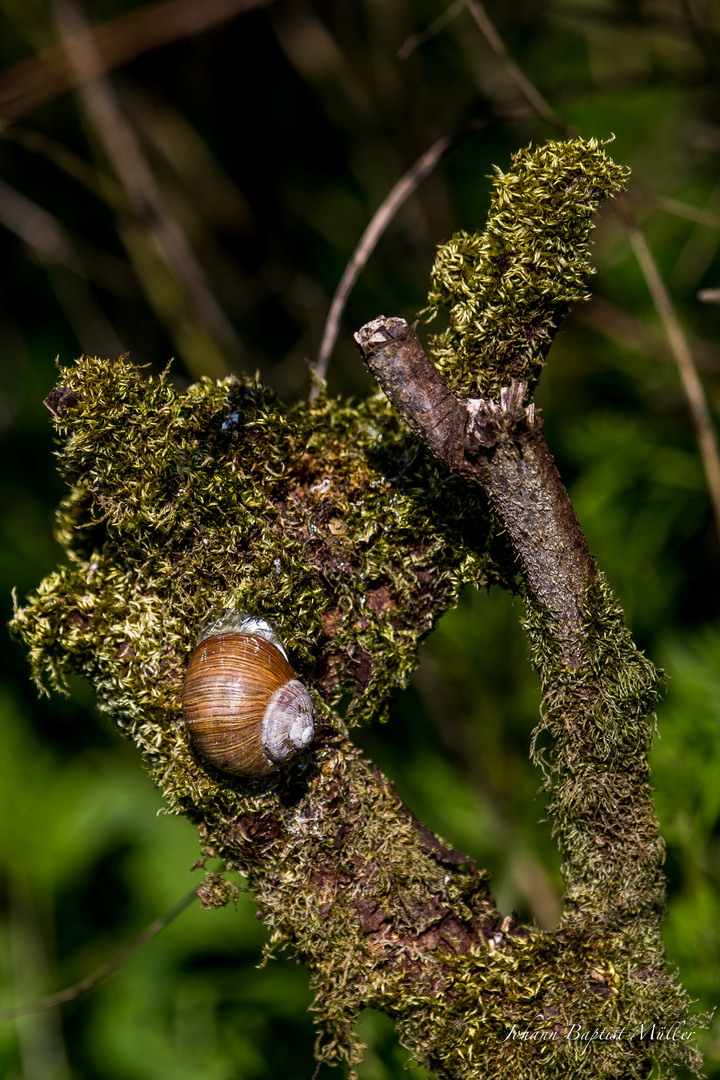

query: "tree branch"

left=10, top=137, right=705, bottom=1079
left=355, top=316, right=594, bottom=665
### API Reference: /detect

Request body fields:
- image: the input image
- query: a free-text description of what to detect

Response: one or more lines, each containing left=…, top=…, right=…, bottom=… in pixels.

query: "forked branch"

left=355, top=316, right=594, bottom=665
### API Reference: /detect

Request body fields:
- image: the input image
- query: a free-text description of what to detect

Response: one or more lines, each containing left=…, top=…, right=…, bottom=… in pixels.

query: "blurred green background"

left=1, top=0, right=719, bottom=1077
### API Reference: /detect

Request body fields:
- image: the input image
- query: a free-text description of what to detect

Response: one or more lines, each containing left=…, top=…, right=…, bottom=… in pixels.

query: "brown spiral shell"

left=182, top=616, right=314, bottom=777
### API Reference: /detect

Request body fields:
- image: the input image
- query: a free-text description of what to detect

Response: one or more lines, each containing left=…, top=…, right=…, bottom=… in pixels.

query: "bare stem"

left=312, top=119, right=487, bottom=399
left=465, top=0, right=574, bottom=137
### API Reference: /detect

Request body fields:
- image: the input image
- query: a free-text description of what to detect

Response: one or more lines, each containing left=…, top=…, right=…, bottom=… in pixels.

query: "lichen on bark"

left=9, top=137, right=704, bottom=1078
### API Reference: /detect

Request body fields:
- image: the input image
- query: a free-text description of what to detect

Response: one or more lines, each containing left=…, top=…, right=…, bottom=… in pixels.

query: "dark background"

left=1, top=0, right=719, bottom=1076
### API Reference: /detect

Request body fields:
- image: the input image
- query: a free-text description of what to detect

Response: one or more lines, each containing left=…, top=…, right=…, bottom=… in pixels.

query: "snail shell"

left=182, top=614, right=314, bottom=777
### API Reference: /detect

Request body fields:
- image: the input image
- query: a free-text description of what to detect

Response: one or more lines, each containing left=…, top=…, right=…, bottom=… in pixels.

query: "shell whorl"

left=263, top=679, right=314, bottom=762
left=181, top=618, right=314, bottom=777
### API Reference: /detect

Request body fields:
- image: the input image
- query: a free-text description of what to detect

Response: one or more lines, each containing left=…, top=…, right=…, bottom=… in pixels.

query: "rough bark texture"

left=356, top=316, right=595, bottom=664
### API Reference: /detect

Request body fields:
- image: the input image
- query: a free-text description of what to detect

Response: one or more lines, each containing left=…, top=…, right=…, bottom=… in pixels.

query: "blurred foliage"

left=0, top=0, right=719, bottom=1077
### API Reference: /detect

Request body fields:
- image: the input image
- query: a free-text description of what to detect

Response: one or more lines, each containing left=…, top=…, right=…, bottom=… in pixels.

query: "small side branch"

left=355, top=316, right=594, bottom=664
left=312, top=120, right=488, bottom=396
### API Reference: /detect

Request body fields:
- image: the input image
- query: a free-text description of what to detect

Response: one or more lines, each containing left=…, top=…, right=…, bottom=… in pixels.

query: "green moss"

left=9, top=140, right=705, bottom=1078
left=423, top=137, right=628, bottom=399
left=10, top=352, right=525, bottom=843
left=379, top=931, right=696, bottom=1080
left=526, top=577, right=667, bottom=933
left=13, top=359, right=514, bottom=756
left=10, top=354, right=515, bottom=1072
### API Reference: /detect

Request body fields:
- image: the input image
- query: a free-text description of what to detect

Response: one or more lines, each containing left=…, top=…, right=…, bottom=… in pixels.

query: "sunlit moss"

left=424, top=137, right=628, bottom=399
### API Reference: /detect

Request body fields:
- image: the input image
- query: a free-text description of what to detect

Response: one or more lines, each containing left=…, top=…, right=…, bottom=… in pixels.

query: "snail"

left=182, top=612, right=315, bottom=777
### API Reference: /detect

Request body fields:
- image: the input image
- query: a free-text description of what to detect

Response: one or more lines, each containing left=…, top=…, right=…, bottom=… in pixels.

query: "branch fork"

left=355, top=315, right=594, bottom=664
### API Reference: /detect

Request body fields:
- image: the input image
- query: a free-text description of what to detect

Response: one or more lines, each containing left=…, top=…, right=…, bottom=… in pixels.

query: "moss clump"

left=11, top=355, right=516, bottom=817
left=424, top=137, right=628, bottom=399
left=10, top=356, right=515, bottom=1071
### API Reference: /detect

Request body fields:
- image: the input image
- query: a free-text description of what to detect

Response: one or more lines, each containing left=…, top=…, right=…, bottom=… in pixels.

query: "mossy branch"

left=354, top=318, right=593, bottom=665
left=9, top=138, right=704, bottom=1078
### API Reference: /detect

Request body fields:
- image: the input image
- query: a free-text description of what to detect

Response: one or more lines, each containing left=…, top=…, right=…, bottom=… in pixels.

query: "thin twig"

left=465, top=0, right=574, bottom=138
left=620, top=200, right=720, bottom=541
left=399, top=0, right=571, bottom=137
left=574, top=294, right=720, bottom=374
left=0, top=889, right=198, bottom=1023
left=0, top=0, right=273, bottom=123
left=311, top=118, right=487, bottom=399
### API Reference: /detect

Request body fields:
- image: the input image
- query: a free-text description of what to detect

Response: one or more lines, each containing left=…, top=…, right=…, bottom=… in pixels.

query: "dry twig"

left=465, top=0, right=573, bottom=138
left=312, top=119, right=487, bottom=397
left=355, top=316, right=594, bottom=665
left=0, top=889, right=197, bottom=1023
